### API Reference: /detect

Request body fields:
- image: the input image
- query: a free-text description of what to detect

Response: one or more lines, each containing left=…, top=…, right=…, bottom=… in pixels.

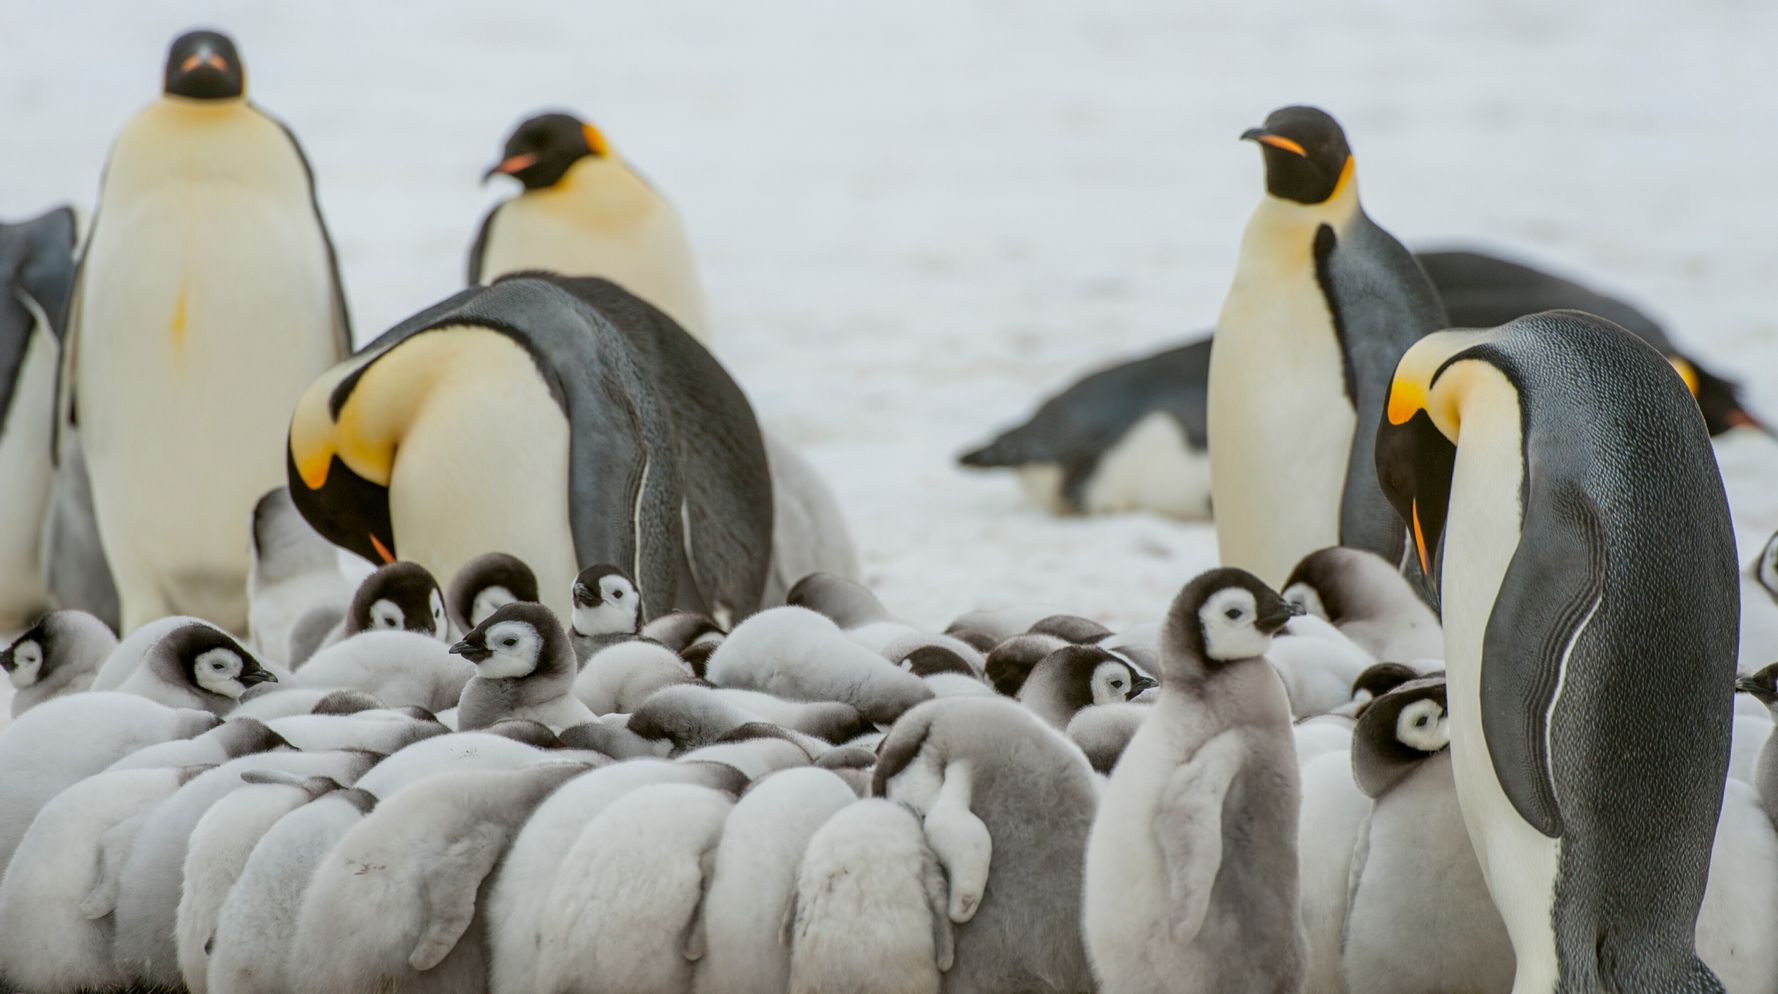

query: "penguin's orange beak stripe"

left=1386, top=380, right=1426, bottom=426
left=1255, top=134, right=1307, bottom=157
left=495, top=152, right=539, bottom=175
left=369, top=533, right=396, bottom=565
left=1411, top=500, right=1431, bottom=577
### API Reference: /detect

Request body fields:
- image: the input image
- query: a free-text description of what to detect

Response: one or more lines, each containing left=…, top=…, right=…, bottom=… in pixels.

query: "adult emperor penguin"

left=287, top=273, right=773, bottom=624
left=1208, top=106, right=1446, bottom=587
left=65, top=28, right=351, bottom=634
left=1376, top=311, right=1738, bottom=993
left=470, top=111, right=711, bottom=343
left=1, top=207, right=78, bottom=631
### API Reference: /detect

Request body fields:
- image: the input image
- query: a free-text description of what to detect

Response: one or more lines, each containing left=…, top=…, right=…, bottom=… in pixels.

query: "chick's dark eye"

left=502, top=638, right=517, bottom=648
left=1224, top=608, right=1241, bottom=620
left=611, top=590, right=622, bottom=599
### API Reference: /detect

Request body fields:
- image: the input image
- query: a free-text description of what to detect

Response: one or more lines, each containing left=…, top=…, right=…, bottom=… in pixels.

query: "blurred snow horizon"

left=4, top=0, right=1774, bottom=626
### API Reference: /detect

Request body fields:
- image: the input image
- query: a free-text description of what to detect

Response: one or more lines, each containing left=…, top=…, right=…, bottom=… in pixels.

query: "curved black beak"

left=572, top=582, right=599, bottom=608
left=240, top=666, right=278, bottom=687
left=450, top=638, right=492, bottom=663
left=1256, top=602, right=1302, bottom=636
left=1129, top=674, right=1159, bottom=696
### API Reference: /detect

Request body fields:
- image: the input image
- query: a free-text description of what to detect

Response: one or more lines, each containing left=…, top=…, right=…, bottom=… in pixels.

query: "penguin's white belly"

left=1438, top=412, right=1562, bottom=991
left=1083, top=717, right=1182, bottom=972
left=0, top=322, right=56, bottom=627
left=480, top=193, right=710, bottom=342
left=1082, top=412, right=1213, bottom=520
left=77, top=142, right=339, bottom=631
left=1209, top=257, right=1353, bottom=586
left=388, top=331, right=580, bottom=622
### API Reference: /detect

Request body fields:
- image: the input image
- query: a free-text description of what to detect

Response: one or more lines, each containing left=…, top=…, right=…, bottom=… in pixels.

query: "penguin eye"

left=1224, top=608, right=1242, bottom=621
left=611, top=590, right=623, bottom=599
left=502, top=637, right=518, bottom=648
left=1111, top=679, right=1125, bottom=689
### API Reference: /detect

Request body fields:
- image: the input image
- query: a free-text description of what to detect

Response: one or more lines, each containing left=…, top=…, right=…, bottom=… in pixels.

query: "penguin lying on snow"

left=472, top=111, right=711, bottom=343
left=1209, top=105, right=1446, bottom=588
left=1378, top=312, right=1738, bottom=992
left=64, top=29, right=351, bottom=633
left=288, top=274, right=773, bottom=625
left=0, top=206, right=78, bottom=632
left=873, top=696, right=1100, bottom=994
left=1084, top=568, right=1304, bottom=994
left=705, top=606, right=933, bottom=724
left=1, top=609, right=116, bottom=716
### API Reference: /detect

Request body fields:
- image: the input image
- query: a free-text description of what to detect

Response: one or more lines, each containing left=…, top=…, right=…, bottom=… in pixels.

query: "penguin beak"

left=240, top=667, right=278, bottom=687
left=1735, top=672, right=1777, bottom=702
left=450, top=638, right=492, bottom=663
left=572, top=583, right=599, bottom=609
left=181, top=49, right=230, bottom=73
left=483, top=153, right=538, bottom=183
left=1255, top=602, right=1301, bottom=635
left=1240, top=128, right=1308, bottom=158
left=1129, top=674, right=1159, bottom=696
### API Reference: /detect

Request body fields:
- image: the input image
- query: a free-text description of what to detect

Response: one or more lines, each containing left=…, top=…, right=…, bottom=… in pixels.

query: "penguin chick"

left=246, top=486, right=354, bottom=665
left=293, top=630, right=475, bottom=712
left=873, top=696, right=1100, bottom=993
left=1, top=609, right=116, bottom=715
left=1740, top=530, right=1778, bottom=675
left=786, top=798, right=952, bottom=994
left=1736, top=665, right=1777, bottom=823
left=446, top=551, right=540, bottom=632
left=573, top=638, right=696, bottom=714
left=118, top=621, right=279, bottom=714
left=1264, top=613, right=1375, bottom=719
left=627, top=683, right=822, bottom=753
left=453, top=601, right=595, bottom=732
left=531, top=782, right=735, bottom=994
left=1066, top=702, right=1151, bottom=774
left=694, top=767, right=857, bottom=994
left=488, top=759, right=742, bottom=994
left=946, top=604, right=1068, bottom=644
left=340, top=561, right=451, bottom=645
left=350, top=731, right=558, bottom=799
left=264, top=709, right=447, bottom=753
left=105, top=715, right=290, bottom=772
left=1342, top=678, right=1513, bottom=994
left=176, top=771, right=347, bottom=993
left=1283, top=546, right=1444, bottom=662
left=1084, top=567, right=1305, bottom=994
left=0, top=764, right=205, bottom=993
left=1017, top=644, right=1157, bottom=729
left=558, top=715, right=675, bottom=760
left=1696, top=779, right=1778, bottom=992
left=785, top=571, right=901, bottom=629
left=705, top=607, right=933, bottom=724
left=899, top=646, right=996, bottom=698
left=89, top=614, right=210, bottom=690
left=205, top=785, right=378, bottom=994
left=641, top=611, right=724, bottom=653
left=1294, top=742, right=1370, bottom=994
left=1029, top=614, right=1114, bottom=644
left=0, top=693, right=217, bottom=867
left=112, top=749, right=381, bottom=992
left=472, top=111, right=711, bottom=341
left=289, top=762, right=588, bottom=994
left=570, top=563, right=643, bottom=662
left=679, top=729, right=815, bottom=781
left=983, top=632, right=1070, bottom=697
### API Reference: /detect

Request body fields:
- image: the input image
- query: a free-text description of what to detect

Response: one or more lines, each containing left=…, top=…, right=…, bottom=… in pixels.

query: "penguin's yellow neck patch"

left=1668, top=355, right=1700, bottom=398
left=583, top=123, right=611, bottom=158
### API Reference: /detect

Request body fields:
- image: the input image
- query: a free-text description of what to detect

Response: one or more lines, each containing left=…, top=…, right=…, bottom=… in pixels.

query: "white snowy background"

left=4, top=0, right=1774, bottom=628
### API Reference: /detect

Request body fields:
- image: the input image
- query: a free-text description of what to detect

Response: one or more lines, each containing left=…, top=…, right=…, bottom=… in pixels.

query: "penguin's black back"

left=0, top=206, right=77, bottom=437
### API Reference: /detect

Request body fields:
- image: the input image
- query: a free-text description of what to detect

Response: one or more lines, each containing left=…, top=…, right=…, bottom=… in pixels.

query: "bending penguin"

left=1214, top=106, right=1444, bottom=586
left=287, top=273, right=773, bottom=624
left=0, top=207, right=79, bottom=630
left=1376, top=310, right=1738, bottom=992
left=471, top=111, right=710, bottom=343
left=63, top=29, right=350, bottom=633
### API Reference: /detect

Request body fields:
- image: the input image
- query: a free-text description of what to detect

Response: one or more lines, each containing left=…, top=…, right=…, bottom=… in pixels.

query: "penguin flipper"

left=266, top=110, right=352, bottom=360
left=409, top=821, right=507, bottom=971
left=1156, top=731, right=1243, bottom=942
left=1479, top=482, right=1606, bottom=839
left=466, top=205, right=497, bottom=286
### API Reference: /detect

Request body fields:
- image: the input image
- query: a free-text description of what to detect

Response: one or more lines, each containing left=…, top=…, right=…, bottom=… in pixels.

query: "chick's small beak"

left=1130, top=674, right=1159, bottom=695
left=572, top=583, right=598, bottom=608
left=240, top=667, right=278, bottom=687
left=1255, top=602, right=1301, bottom=635
left=450, top=638, right=492, bottom=663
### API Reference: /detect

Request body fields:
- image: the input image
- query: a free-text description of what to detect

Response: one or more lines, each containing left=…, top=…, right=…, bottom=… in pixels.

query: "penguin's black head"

left=347, top=561, right=447, bottom=640
left=1677, top=357, right=1770, bottom=438
left=1166, top=567, right=1299, bottom=669
left=1351, top=677, right=1449, bottom=797
left=1737, top=663, right=1778, bottom=708
left=446, top=552, right=541, bottom=632
left=0, top=615, right=52, bottom=686
left=164, top=30, right=244, bottom=101
left=286, top=447, right=396, bottom=573
left=1241, top=105, right=1352, bottom=205
left=1349, top=661, right=1423, bottom=709
left=1375, top=409, right=1456, bottom=605
left=484, top=112, right=609, bottom=190
left=571, top=564, right=641, bottom=638
left=162, top=624, right=277, bottom=700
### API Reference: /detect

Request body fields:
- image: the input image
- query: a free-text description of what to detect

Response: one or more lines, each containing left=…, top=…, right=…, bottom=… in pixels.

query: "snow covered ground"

left=3, top=0, right=1775, bottom=628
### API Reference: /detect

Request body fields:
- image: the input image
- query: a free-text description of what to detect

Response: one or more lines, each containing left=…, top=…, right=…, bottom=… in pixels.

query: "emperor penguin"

left=1208, top=106, right=1446, bottom=587
left=1375, top=311, right=1738, bottom=992
left=1083, top=567, right=1304, bottom=994
left=471, top=112, right=710, bottom=342
left=1, top=609, right=117, bottom=716
left=0, top=207, right=78, bottom=631
left=65, top=29, right=351, bottom=634
left=287, top=274, right=773, bottom=625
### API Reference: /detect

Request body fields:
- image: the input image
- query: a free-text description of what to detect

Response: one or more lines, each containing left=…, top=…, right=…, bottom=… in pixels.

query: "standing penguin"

left=287, top=274, right=772, bottom=624
left=1083, top=567, right=1304, bottom=994
left=1376, top=312, right=1737, bottom=993
left=0, top=207, right=78, bottom=631
left=1208, top=106, right=1445, bottom=587
left=471, top=111, right=710, bottom=342
left=64, top=29, right=350, bottom=634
